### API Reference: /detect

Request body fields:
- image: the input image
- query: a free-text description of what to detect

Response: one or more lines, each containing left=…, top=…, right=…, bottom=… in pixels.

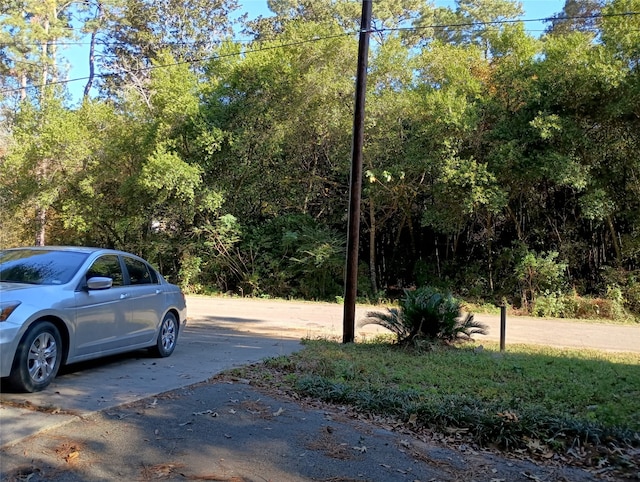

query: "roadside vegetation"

left=227, top=340, right=640, bottom=477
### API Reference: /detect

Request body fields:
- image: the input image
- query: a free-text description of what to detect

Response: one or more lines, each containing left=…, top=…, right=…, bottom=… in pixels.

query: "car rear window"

left=86, top=255, right=124, bottom=286
left=123, top=256, right=158, bottom=285
left=0, top=249, right=90, bottom=285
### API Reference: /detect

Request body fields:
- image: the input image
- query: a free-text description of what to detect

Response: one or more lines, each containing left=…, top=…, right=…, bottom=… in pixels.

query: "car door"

left=121, top=256, right=163, bottom=345
left=72, top=254, right=128, bottom=357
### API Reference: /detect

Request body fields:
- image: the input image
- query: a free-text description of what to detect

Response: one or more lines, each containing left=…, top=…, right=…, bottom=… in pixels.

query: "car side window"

left=124, top=257, right=153, bottom=285
left=86, top=255, right=124, bottom=286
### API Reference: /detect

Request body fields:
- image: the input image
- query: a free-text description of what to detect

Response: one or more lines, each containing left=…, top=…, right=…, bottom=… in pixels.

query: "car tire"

left=151, top=312, right=178, bottom=357
left=9, top=321, right=62, bottom=393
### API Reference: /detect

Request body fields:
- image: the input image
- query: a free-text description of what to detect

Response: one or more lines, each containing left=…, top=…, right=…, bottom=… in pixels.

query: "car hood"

left=0, top=282, right=65, bottom=298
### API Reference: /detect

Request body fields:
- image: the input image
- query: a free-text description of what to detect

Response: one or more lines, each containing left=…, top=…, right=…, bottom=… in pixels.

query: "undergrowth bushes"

left=532, top=290, right=633, bottom=321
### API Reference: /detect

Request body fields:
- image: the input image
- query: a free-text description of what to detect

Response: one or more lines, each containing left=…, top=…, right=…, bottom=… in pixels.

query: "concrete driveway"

left=1, top=296, right=638, bottom=448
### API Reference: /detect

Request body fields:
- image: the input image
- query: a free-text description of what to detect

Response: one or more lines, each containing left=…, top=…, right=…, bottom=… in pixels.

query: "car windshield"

left=0, top=249, right=90, bottom=285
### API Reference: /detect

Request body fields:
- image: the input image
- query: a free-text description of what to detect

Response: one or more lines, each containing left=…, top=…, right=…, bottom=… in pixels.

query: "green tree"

left=55, top=52, right=224, bottom=276
left=98, top=0, right=240, bottom=97
left=0, top=0, right=82, bottom=105
left=203, top=21, right=355, bottom=223
left=545, top=0, right=604, bottom=36
left=426, top=0, right=524, bottom=56
left=2, top=95, right=91, bottom=245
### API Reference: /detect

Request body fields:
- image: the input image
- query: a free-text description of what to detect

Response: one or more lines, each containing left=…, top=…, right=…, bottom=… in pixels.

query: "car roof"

left=2, top=246, right=127, bottom=256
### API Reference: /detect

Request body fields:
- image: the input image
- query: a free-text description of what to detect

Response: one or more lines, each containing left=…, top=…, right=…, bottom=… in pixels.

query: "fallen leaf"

left=525, top=438, right=545, bottom=453
left=273, top=407, right=284, bottom=416
left=497, top=411, right=519, bottom=422
left=352, top=445, right=367, bottom=453
left=65, top=451, right=79, bottom=463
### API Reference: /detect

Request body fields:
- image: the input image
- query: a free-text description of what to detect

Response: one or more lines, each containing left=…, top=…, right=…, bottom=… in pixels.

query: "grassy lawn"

left=226, top=338, right=640, bottom=474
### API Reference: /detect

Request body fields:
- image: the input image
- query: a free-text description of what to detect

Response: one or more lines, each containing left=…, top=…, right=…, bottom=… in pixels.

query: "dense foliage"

left=1, top=0, right=640, bottom=317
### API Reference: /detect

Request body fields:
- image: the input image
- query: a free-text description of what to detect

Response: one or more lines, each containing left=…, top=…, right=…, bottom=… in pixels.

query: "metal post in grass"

left=500, top=304, right=507, bottom=352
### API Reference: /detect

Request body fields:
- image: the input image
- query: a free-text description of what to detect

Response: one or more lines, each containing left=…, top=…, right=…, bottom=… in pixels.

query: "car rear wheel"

left=9, top=321, right=62, bottom=393
left=151, top=312, right=178, bottom=357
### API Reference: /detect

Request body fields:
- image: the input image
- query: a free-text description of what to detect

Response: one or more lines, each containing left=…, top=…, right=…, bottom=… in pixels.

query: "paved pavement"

left=0, top=296, right=637, bottom=480
left=0, top=296, right=384, bottom=449
left=0, top=377, right=600, bottom=482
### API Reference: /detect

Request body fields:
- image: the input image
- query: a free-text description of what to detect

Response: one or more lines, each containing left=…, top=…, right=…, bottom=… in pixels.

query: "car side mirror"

left=87, top=276, right=113, bottom=290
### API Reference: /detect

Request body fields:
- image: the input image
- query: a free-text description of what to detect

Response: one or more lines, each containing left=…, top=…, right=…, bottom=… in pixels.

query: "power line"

left=1, top=11, right=638, bottom=97
left=0, top=37, right=258, bottom=49
left=385, top=11, right=640, bottom=33
left=1, top=11, right=637, bottom=50
left=0, top=33, right=351, bottom=95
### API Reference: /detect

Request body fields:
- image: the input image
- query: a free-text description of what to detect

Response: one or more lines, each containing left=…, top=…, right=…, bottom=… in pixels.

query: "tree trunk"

left=40, top=17, right=49, bottom=104
left=486, top=212, right=494, bottom=292
left=84, top=2, right=104, bottom=99
left=35, top=206, right=46, bottom=246
left=368, top=198, right=378, bottom=296
left=607, top=215, right=622, bottom=267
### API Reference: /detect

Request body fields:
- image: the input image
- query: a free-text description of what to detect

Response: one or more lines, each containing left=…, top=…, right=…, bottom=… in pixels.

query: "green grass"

left=232, top=339, right=640, bottom=459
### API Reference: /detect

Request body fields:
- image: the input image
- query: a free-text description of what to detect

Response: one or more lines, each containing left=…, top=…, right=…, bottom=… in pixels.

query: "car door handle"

left=120, top=293, right=130, bottom=299
left=155, top=290, right=162, bottom=294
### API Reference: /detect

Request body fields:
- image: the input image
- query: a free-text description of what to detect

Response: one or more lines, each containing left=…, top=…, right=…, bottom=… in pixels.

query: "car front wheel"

left=9, top=321, right=62, bottom=393
left=151, top=312, right=178, bottom=357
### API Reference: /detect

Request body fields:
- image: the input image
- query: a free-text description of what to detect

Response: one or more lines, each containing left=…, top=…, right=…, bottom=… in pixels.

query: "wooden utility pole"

left=343, top=0, right=372, bottom=344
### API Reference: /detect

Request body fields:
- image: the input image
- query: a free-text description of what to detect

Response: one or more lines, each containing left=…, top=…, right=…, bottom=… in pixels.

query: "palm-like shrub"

left=359, top=286, right=487, bottom=345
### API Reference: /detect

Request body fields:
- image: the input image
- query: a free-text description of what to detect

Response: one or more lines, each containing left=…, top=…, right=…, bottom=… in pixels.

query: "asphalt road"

left=0, top=296, right=637, bottom=481
left=185, top=296, right=640, bottom=353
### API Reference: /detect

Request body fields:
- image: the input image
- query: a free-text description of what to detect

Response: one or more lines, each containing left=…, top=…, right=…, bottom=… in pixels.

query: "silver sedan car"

left=0, top=246, right=187, bottom=392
